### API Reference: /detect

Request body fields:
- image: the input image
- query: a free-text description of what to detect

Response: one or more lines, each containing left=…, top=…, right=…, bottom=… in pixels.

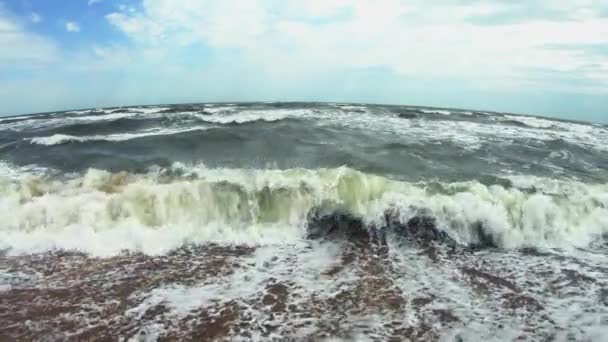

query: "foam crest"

left=420, top=109, right=451, bottom=115
left=28, top=126, right=211, bottom=145
left=1, top=166, right=606, bottom=256
left=1, top=107, right=170, bottom=132
left=195, top=109, right=314, bottom=124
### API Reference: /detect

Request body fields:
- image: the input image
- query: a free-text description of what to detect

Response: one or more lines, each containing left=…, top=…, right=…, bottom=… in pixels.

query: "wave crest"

left=1, top=165, right=606, bottom=255
left=28, top=126, right=211, bottom=145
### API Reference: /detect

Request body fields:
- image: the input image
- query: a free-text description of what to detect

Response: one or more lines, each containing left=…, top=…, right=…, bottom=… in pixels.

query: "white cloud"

left=88, top=0, right=102, bottom=5
left=286, top=0, right=355, bottom=18
left=30, top=12, right=41, bottom=23
left=65, top=21, right=80, bottom=32
left=107, top=0, right=269, bottom=48
left=0, top=11, right=58, bottom=66
left=1, top=0, right=607, bottom=119
left=104, top=0, right=608, bottom=92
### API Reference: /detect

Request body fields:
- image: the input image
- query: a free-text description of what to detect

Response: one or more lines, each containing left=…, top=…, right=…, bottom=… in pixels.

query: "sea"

left=1, top=102, right=607, bottom=341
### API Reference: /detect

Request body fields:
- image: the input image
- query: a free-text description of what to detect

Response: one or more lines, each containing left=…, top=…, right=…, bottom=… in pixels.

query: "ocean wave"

left=0, top=114, right=38, bottom=122
left=67, top=112, right=139, bottom=122
left=499, top=115, right=594, bottom=132
left=192, top=109, right=314, bottom=124
left=6, top=105, right=607, bottom=155
left=201, top=106, right=238, bottom=114
left=420, top=109, right=452, bottom=115
left=0, top=161, right=52, bottom=181
left=331, top=104, right=369, bottom=113
left=501, top=115, right=556, bottom=129
left=0, top=165, right=606, bottom=256
left=28, top=126, right=211, bottom=146
left=1, top=107, right=172, bottom=132
left=67, top=107, right=171, bottom=116
left=21, top=108, right=312, bottom=142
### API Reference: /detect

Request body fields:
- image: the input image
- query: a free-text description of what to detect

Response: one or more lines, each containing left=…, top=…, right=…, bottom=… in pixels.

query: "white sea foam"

left=65, top=109, right=92, bottom=115
left=121, top=228, right=608, bottom=340
left=0, top=165, right=606, bottom=256
left=388, top=238, right=608, bottom=340
left=314, top=110, right=486, bottom=149
left=332, top=104, right=368, bottom=112
left=126, top=242, right=357, bottom=339
left=5, top=105, right=607, bottom=154
left=201, top=106, right=238, bottom=114
left=502, top=115, right=556, bottom=129
left=28, top=126, right=211, bottom=146
left=0, top=161, right=52, bottom=181
left=491, top=115, right=608, bottom=152
left=373, top=112, right=608, bottom=152
left=131, top=107, right=171, bottom=114
left=1, top=107, right=171, bottom=132
left=0, top=114, right=38, bottom=122
left=195, top=109, right=314, bottom=124
left=420, top=109, right=452, bottom=115
left=70, top=112, right=136, bottom=122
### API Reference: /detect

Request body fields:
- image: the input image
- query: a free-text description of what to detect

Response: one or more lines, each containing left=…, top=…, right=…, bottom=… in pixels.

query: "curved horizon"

left=4, top=100, right=606, bottom=125
left=1, top=0, right=607, bottom=123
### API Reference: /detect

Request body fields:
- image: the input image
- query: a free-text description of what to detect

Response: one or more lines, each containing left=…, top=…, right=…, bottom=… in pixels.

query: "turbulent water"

left=0, top=103, right=607, bottom=340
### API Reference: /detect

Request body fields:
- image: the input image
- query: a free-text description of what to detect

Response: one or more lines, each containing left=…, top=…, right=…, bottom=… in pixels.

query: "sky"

left=1, top=0, right=607, bottom=123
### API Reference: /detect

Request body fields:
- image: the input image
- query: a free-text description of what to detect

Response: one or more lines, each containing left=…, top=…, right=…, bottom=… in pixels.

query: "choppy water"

left=0, top=103, right=607, bottom=340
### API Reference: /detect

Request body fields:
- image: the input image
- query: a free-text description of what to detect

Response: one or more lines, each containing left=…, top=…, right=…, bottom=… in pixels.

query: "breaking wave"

left=420, top=109, right=452, bottom=115
left=192, top=109, right=314, bottom=124
left=28, top=126, right=211, bottom=146
left=1, top=165, right=606, bottom=256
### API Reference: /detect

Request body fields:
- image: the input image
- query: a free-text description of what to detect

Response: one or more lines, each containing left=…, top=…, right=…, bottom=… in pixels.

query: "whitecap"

left=1, top=166, right=606, bottom=256
left=28, top=126, right=211, bottom=146
left=420, top=109, right=452, bottom=115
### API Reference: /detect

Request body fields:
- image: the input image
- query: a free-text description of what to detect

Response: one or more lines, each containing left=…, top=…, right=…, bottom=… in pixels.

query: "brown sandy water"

left=2, top=237, right=606, bottom=341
